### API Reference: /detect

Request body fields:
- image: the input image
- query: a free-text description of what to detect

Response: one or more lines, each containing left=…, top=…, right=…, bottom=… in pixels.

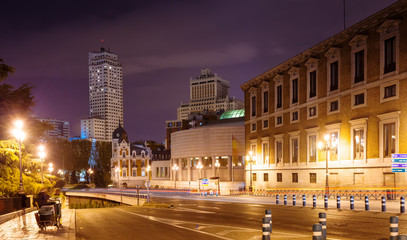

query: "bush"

left=154, top=185, right=159, bottom=189
left=54, top=180, right=65, bottom=189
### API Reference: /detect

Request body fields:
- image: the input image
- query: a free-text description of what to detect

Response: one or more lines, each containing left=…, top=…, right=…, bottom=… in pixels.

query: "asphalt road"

left=75, top=196, right=407, bottom=240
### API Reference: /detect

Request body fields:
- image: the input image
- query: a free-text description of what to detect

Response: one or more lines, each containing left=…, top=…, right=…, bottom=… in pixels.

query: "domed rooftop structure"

left=112, top=121, right=129, bottom=143
left=220, top=109, right=245, bottom=120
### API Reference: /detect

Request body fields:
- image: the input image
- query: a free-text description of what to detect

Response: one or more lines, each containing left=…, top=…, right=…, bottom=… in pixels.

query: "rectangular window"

left=354, top=50, right=364, bottom=83
left=309, top=71, right=317, bottom=98
left=264, top=173, right=269, bottom=182
left=132, top=169, right=137, bottom=176
left=354, top=93, right=365, bottom=106
left=277, top=173, right=282, bottom=182
left=276, top=141, right=283, bottom=164
left=251, top=96, right=256, bottom=117
left=384, top=84, right=396, bottom=99
left=251, top=123, right=256, bottom=131
left=330, top=61, right=338, bottom=91
left=310, top=173, right=317, bottom=183
left=276, top=116, right=282, bottom=125
left=276, top=85, right=282, bottom=109
left=330, top=132, right=339, bottom=161
left=291, top=138, right=298, bottom=164
left=263, top=120, right=269, bottom=129
left=309, top=106, right=317, bottom=117
left=383, top=123, right=396, bottom=158
left=292, top=111, right=298, bottom=122
left=253, top=173, right=257, bottom=181
left=292, top=78, right=298, bottom=104
left=292, top=173, right=298, bottom=183
left=353, top=129, right=365, bottom=159
left=263, top=91, right=269, bottom=113
left=309, top=135, right=317, bottom=162
left=384, top=37, right=396, bottom=73
left=156, top=167, right=159, bottom=177
left=262, top=142, right=269, bottom=165
left=330, top=100, right=339, bottom=112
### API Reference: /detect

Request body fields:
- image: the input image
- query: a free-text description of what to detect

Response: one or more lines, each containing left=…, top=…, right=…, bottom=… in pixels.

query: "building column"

left=178, top=158, right=182, bottom=181
left=170, top=159, right=173, bottom=180
left=187, top=158, right=191, bottom=181
left=212, top=157, right=216, bottom=177
left=228, top=156, right=232, bottom=181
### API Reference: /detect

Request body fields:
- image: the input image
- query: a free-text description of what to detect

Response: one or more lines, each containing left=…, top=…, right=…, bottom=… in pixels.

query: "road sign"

left=202, top=178, right=209, bottom=186
left=392, top=154, right=407, bottom=173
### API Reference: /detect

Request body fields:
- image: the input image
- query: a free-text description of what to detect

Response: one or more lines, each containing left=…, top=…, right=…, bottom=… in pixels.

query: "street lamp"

left=12, top=120, right=25, bottom=194
left=115, top=167, right=121, bottom=188
left=215, top=159, right=220, bottom=177
left=48, top=163, right=54, bottom=173
left=318, top=134, right=338, bottom=198
left=38, top=145, right=46, bottom=186
left=172, top=164, right=179, bottom=189
left=196, top=162, right=203, bottom=193
left=88, top=168, right=94, bottom=184
left=245, top=151, right=256, bottom=192
left=146, top=165, right=151, bottom=202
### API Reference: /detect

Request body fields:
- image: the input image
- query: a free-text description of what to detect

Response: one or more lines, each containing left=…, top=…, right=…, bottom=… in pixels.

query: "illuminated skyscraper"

left=81, top=47, right=123, bottom=141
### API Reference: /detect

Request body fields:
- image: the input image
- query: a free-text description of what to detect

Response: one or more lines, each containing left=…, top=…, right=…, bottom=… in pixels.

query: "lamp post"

left=172, top=164, right=179, bottom=189
left=318, top=134, right=338, bottom=198
left=88, top=168, right=94, bottom=184
left=12, top=120, right=25, bottom=194
left=115, top=167, right=121, bottom=188
left=38, top=145, right=46, bottom=186
left=196, top=162, right=203, bottom=193
left=246, top=151, right=256, bottom=192
left=146, top=165, right=151, bottom=202
left=48, top=163, right=54, bottom=174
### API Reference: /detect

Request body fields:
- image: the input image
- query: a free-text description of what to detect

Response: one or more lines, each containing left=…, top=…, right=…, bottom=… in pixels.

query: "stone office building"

left=241, top=0, right=407, bottom=190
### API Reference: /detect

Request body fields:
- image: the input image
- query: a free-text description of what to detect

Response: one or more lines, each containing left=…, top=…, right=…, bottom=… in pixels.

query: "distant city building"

left=166, top=68, right=243, bottom=149
left=176, top=67, right=243, bottom=120
left=111, top=123, right=170, bottom=188
left=81, top=47, right=123, bottom=141
left=241, top=1, right=407, bottom=190
left=39, top=118, right=70, bottom=140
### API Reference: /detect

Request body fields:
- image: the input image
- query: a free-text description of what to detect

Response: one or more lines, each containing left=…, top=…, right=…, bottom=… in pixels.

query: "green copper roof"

left=220, top=109, right=245, bottom=119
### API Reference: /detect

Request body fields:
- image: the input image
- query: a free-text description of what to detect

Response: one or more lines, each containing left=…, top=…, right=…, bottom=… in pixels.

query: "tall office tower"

left=81, top=47, right=123, bottom=141
left=177, top=67, right=243, bottom=120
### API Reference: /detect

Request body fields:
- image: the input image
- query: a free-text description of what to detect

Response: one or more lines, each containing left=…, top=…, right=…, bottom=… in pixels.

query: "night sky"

left=0, top=0, right=397, bottom=143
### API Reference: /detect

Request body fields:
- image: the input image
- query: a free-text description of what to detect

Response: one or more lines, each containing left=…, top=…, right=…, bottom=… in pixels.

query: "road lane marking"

left=176, top=207, right=214, bottom=214
left=117, top=209, right=232, bottom=240
left=117, top=208, right=310, bottom=239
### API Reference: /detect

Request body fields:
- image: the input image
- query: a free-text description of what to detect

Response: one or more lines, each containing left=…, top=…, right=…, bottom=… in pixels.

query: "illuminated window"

left=353, top=129, right=364, bottom=159
left=379, top=112, right=399, bottom=159
left=291, top=138, right=299, bottom=164
left=275, top=140, right=283, bottom=165
left=308, top=134, right=317, bottom=162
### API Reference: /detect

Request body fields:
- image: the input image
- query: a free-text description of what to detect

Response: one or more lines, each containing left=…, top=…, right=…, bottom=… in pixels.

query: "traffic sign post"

left=392, top=154, right=407, bottom=173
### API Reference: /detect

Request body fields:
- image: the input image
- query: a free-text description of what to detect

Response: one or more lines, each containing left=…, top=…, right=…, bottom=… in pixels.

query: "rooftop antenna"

left=343, top=0, right=346, bottom=30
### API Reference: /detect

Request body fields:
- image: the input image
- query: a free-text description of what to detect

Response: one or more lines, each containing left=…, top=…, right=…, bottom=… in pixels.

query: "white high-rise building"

left=81, top=47, right=123, bottom=141
left=177, top=67, right=243, bottom=120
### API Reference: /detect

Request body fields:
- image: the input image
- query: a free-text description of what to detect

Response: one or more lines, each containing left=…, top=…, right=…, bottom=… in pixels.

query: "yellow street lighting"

left=48, top=163, right=54, bottom=173
left=38, top=145, right=46, bottom=186
left=12, top=120, right=25, bottom=194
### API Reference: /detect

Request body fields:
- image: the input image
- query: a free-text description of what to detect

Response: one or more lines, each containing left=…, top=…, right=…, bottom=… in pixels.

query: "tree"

left=0, top=58, right=15, bottom=82
left=94, top=141, right=112, bottom=187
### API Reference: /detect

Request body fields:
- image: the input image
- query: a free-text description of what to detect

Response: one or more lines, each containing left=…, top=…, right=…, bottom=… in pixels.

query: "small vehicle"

left=35, top=199, right=62, bottom=230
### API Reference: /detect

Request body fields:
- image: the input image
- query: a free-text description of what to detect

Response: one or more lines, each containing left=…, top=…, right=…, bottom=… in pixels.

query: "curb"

left=0, top=207, right=37, bottom=225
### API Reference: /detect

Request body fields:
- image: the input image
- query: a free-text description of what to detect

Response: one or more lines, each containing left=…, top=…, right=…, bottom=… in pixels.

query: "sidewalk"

left=0, top=208, right=76, bottom=240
